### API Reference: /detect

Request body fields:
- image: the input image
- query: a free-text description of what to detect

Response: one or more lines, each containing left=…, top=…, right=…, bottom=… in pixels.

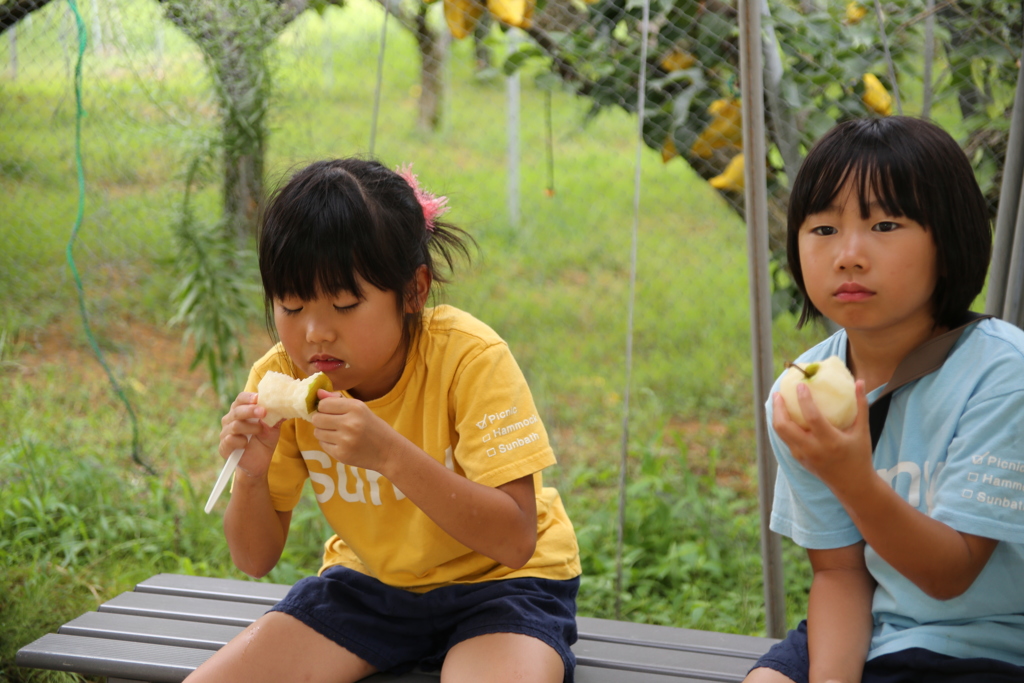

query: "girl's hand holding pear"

left=778, top=356, right=857, bottom=430
left=310, top=388, right=401, bottom=474
left=218, top=392, right=281, bottom=479
left=772, top=370, right=872, bottom=495
left=213, top=369, right=334, bottom=488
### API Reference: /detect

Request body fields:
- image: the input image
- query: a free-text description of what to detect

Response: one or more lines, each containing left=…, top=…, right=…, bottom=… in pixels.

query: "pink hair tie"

left=396, top=164, right=449, bottom=233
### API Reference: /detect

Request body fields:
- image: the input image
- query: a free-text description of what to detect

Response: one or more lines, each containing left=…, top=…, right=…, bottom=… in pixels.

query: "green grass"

left=0, top=1, right=822, bottom=678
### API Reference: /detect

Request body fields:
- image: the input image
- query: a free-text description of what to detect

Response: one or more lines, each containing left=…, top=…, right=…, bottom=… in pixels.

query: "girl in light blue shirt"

left=745, top=117, right=1024, bottom=683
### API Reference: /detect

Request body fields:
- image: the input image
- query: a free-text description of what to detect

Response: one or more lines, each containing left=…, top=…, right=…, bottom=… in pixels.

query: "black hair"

left=787, top=116, right=992, bottom=329
left=258, top=158, right=472, bottom=341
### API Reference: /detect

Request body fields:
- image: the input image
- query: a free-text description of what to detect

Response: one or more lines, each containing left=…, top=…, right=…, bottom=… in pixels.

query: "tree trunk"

left=415, top=7, right=443, bottom=131
left=223, top=145, right=265, bottom=244
left=473, top=13, right=491, bottom=70
left=215, top=43, right=269, bottom=243
left=158, top=0, right=334, bottom=244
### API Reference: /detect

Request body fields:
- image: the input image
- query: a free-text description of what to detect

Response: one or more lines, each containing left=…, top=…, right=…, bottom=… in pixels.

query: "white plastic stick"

left=204, top=444, right=245, bottom=514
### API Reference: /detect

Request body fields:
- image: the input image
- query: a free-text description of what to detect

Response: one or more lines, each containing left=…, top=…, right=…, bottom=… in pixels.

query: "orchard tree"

left=506, top=0, right=1022, bottom=313
left=161, top=0, right=348, bottom=405
left=157, top=0, right=345, bottom=244
left=367, top=0, right=447, bottom=131
left=1, top=0, right=339, bottom=240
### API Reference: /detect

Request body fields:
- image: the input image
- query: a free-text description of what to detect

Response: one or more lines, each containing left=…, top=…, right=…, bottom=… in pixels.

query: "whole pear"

left=778, top=355, right=856, bottom=429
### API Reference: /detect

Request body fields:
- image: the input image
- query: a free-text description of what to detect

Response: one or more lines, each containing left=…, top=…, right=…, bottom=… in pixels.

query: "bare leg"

left=183, top=611, right=378, bottom=683
left=743, top=667, right=800, bottom=683
left=440, top=632, right=565, bottom=683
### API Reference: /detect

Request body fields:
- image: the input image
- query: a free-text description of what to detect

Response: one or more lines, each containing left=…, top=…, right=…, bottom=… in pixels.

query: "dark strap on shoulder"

left=869, top=393, right=894, bottom=451
left=867, top=313, right=992, bottom=450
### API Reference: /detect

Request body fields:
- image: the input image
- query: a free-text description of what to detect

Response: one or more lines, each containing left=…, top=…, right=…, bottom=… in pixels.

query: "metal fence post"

left=738, top=0, right=786, bottom=640
left=987, top=47, right=1024, bottom=323
left=507, top=28, right=521, bottom=229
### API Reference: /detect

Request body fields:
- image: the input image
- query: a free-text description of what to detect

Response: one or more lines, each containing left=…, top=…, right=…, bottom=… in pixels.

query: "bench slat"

left=577, top=617, right=775, bottom=659
left=576, top=660, right=747, bottom=682
left=135, top=573, right=289, bottom=605
left=99, top=592, right=269, bottom=626
left=574, top=639, right=751, bottom=681
left=15, top=633, right=212, bottom=683
left=60, top=612, right=244, bottom=650
left=577, top=671, right=741, bottom=683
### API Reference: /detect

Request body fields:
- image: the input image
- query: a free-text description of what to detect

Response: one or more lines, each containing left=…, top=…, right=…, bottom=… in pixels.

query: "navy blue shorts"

left=751, top=620, right=1024, bottom=683
left=269, top=565, right=580, bottom=681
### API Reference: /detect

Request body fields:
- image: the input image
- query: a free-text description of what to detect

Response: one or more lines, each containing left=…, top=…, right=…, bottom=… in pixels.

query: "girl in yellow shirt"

left=187, top=159, right=581, bottom=683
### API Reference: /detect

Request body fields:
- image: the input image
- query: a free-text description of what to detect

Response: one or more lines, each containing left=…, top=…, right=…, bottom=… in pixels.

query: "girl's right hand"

left=219, top=392, right=281, bottom=478
left=772, top=381, right=874, bottom=498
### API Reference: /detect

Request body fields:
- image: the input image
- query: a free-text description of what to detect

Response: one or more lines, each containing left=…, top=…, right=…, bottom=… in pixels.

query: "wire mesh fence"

left=1, top=0, right=1021, bottom=631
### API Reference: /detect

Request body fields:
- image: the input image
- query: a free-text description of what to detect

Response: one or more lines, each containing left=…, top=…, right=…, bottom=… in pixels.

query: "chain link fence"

left=1, top=0, right=1021, bottom=631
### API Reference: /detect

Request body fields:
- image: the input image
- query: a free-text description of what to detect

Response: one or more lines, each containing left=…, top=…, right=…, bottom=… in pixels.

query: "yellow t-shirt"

left=246, top=305, right=581, bottom=591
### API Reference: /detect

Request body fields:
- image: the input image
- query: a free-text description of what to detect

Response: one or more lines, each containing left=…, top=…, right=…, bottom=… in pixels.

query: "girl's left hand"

left=310, top=389, right=399, bottom=473
left=772, top=380, right=874, bottom=496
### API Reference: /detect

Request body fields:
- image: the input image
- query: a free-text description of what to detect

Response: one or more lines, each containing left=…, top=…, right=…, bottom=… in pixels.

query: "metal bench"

left=16, top=573, right=776, bottom=682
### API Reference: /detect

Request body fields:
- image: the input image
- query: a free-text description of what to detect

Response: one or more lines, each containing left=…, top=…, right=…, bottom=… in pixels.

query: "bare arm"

left=828, top=469, right=996, bottom=600
left=379, top=440, right=538, bottom=569
left=224, top=474, right=292, bottom=578
left=218, top=393, right=293, bottom=578
left=312, top=393, right=538, bottom=569
left=807, top=544, right=875, bottom=683
left=776, top=384, right=998, bottom=599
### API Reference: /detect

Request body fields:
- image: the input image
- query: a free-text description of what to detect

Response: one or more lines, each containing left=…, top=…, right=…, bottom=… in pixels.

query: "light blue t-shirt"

left=769, top=318, right=1024, bottom=665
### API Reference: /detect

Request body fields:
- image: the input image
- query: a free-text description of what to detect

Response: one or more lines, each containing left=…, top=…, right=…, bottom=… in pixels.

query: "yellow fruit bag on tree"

left=444, top=0, right=486, bottom=39
left=487, top=0, right=534, bottom=29
left=691, top=98, right=743, bottom=159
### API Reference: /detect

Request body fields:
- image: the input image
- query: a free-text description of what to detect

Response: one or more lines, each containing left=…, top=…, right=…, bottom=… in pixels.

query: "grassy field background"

left=1, top=1, right=823, bottom=679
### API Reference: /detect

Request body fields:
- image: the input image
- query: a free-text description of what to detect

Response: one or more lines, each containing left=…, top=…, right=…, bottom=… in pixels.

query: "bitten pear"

left=778, top=356, right=857, bottom=429
left=257, top=371, right=334, bottom=426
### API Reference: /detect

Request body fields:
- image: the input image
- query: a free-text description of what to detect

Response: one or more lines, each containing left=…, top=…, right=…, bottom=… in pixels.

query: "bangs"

left=259, top=165, right=372, bottom=302
left=261, top=211, right=363, bottom=302
left=799, top=143, right=930, bottom=229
